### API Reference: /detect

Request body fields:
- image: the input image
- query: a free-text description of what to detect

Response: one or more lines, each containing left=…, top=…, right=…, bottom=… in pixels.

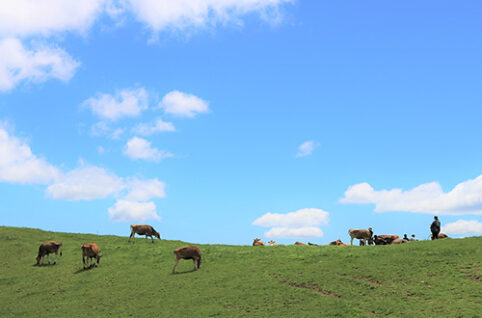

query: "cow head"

left=35, top=255, right=41, bottom=265
left=154, top=231, right=161, bottom=239
left=96, top=255, right=102, bottom=264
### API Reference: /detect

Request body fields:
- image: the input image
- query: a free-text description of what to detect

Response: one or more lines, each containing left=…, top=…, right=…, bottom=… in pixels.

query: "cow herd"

left=35, top=224, right=201, bottom=273
left=252, top=227, right=449, bottom=247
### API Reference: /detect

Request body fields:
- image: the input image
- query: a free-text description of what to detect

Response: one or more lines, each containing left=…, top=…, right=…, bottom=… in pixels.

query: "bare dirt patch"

left=281, top=281, right=341, bottom=299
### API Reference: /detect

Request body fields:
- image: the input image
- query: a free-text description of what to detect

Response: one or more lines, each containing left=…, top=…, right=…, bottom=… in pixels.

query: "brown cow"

left=391, top=238, right=408, bottom=244
left=36, top=241, right=62, bottom=265
left=328, top=239, right=349, bottom=246
left=81, top=243, right=101, bottom=269
left=172, top=246, right=201, bottom=273
left=348, top=227, right=373, bottom=245
left=128, top=224, right=161, bottom=243
left=294, top=241, right=307, bottom=245
left=431, top=233, right=448, bottom=240
left=268, top=240, right=277, bottom=246
left=376, top=234, right=399, bottom=244
left=252, top=238, right=267, bottom=246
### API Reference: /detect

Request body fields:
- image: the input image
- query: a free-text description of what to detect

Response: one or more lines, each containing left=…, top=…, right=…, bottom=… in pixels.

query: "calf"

left=348, top=227, right=373, bottom=245
left=128, top=224, right=161, bottom=243
left=36, top=241, right=62, bottom=265
left=172, top=246, right=201, bottom=273
left=253, top=238, right=267, bottom=246
left=81, top=243, right=101, bottom=269
left=268, top=240, right=277, bottom=246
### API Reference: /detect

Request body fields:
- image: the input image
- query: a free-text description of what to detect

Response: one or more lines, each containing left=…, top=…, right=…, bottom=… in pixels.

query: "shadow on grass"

left=171, top=269, right=198, bottom=275
left=73, top=265, right=98, bottom=274
left=32, top=263, right=57, bottom=267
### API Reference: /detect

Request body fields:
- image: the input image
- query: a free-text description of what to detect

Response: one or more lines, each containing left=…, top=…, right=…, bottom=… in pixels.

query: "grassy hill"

left=0, top=226, right=480, bottom=317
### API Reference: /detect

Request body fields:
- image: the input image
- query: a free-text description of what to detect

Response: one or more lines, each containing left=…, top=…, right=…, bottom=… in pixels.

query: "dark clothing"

left=431, top=220, right=441, bottom=239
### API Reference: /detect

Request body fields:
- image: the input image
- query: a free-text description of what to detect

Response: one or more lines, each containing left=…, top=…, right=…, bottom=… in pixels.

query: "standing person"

left=430, top=216, right=441, bottom=240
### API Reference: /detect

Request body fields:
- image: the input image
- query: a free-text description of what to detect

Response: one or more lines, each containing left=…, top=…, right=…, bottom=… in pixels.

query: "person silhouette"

left=430, top=216, right=441, bottom=240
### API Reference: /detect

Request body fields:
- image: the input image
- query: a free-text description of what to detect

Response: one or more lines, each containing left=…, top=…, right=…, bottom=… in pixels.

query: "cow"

left=431, top=233, right=448, bottom=240
left=172, top=246, right=201, bottom=274
left=268, top=240, right=277, bottom=246
left=294, top=241, right=307, bottom=245
left=373, top=235, right=390, bottom=245
left=348, top=227, right=373, bottom=245
left=36, top=241, right=62, bottom=265
left=307, top=242, right=319, bottom=246
left=391, top=238, right=407, bottom=244
left=81, top=243, right=101, bottom=269
left=252, top=238, right=267, bottom=246
left=376, top=234, right=399, bottom=244
left=128, top=224, right=161, bottom=243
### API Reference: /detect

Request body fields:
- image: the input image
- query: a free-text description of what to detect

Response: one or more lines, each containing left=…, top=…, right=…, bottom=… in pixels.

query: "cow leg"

left=350, top=237, right=354, bottom=245
left=54, top=251, right=58, bottom=265
left=48, top=254, right=51, bottom=264
left=172, top=258, right=179, bottom=273
left=192, top=259, right=197, bottom=270
left=150, top=235, right=154, bottom=243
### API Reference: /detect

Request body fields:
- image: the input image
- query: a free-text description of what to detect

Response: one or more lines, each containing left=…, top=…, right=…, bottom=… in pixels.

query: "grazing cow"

left=252, top=238, right=267, bottom=246
left=268, top=240, right=277, bottom=246
left=172, top=246, right=201, bottom=274
left=81, top=243, right=101, bottom=269
left=128, top=224, right=161, bottom=243
left=36, top=241, right=62, bottom=265
left=348, top=227, right=373, bottom=245
left=294, top=241, right=307, bottom=245
left=431, top=233, right=448, bottom=240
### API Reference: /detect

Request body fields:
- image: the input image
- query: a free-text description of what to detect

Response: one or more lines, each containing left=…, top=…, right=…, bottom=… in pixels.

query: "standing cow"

left=81, top=243, right=101, bottom=269
left=128, top=224, right=161, bottom=243
left=36, top=241, right=62, bottom=265
left=348, top=227, right=374, bottom=245
left=172, top=246, right=201, bottom=274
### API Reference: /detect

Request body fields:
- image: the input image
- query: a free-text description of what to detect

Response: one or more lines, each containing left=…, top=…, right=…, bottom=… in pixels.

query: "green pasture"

left=0, top=226, right=480, bottom=317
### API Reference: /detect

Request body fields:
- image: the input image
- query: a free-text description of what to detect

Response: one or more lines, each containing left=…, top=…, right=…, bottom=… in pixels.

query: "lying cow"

left=294, top=241, right=307, bottom=245
left=328, top=239, right=348, bottom=246
left=172, top=246, right=201, bottom=274
left=36, top=241, right=62, bottom=265
left=348, top=227, right=373, bottom=245
left=373, top=235, right=390, bottom=245
left=376, top=234, right=399, bottom=244
left=128, top=224, right=161, bottom=243
left=253, top=238, right=267, bottom=246
left=391, top=238, right=408, bottom=244
left=431, top=233, right=448, bottom=240
left=268, top=240, right=277, bottom=246
left=81, top=243, right=101, bottom=269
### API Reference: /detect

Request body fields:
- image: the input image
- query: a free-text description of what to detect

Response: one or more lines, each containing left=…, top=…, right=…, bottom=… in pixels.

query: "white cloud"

left=124, top=177, right=166, bottom=201
left=442, top=220, right=482, bottom=235
left=265, top=227, right=324, bottom=238
left=83, top=87, right=149, bottom=121
left=126, top=0, right=292, bottom=34
left=0, top=38, right=80, bottom=91
left=253, top=208, right=329, bottom=238
left=340, top=175, right=482, bottom=215
left=159, top=90, right=209, bottom=118
left=296, top=140, right=319, bottom=157
left=123, top=136, right=173, bottom=162
left=0, top=0, right=105, bottom=37
left=90, top=121, right=124, bottom=139
left=132, top=118, right=175, bottom=136
left=108, top=200, right=161, bottom=222
left=0, top=127, right=59, bottom=184
left=46, top=165, right=124, bottom=200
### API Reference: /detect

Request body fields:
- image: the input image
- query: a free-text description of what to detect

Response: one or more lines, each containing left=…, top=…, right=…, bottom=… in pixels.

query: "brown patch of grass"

left=281, top=281, right=341, bottom=299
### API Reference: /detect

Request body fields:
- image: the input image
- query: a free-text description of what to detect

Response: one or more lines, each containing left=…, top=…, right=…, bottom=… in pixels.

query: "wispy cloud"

left=132, top=118, right=175, bottom=136
left=253, top=208, right=329, bottom=238
left=340, top=175, right=482, bottom=215
left=296, top=140, right=319, bottom=157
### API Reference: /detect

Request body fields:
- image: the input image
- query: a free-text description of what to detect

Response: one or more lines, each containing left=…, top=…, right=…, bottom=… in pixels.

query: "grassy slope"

left=0, top=226, right=480, bottom=318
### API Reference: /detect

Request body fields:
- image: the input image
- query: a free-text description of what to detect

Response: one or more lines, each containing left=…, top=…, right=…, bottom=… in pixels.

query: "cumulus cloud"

left=131, top=118, right=175, bottom=136
left=442, top=220, right=482, bottom=235
left=0, top=0, right=105, bottom=37
left=0, top=127, right=59, bottom=184
left=123, top=136, right=173, bottom=162
left=46, top=165, right=124, bottom=200
left=159, top=91, right=209, bottom=118
left=83, top=87, right=149, bottom=121
left=0, top=38, right=80, bottom=91
left=108, top=200, right=161, bottom=222
left=126, top=0, right=292, bottom=34
left=124, top=177, right=166, bottom=201
left=253, top=208, right=329, bottom=238
left=296, top=140, right=319, bottom=157
left=340, top=175, right=482, bottom=215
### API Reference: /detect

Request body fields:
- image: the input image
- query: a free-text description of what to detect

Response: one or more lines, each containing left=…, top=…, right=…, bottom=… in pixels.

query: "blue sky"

left=1, top=0, right=482, bottom=245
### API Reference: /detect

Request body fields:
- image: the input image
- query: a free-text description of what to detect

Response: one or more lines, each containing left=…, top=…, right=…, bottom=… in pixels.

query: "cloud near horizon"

left=340, top=175, right=482, bottom=215
left=442, top=220, right=482, bottom=236
left=253, top=208, right=329, bottom=238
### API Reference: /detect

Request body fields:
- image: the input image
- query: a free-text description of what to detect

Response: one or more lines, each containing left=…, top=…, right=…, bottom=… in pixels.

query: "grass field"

left=0, top=226, right=480, bottom=317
